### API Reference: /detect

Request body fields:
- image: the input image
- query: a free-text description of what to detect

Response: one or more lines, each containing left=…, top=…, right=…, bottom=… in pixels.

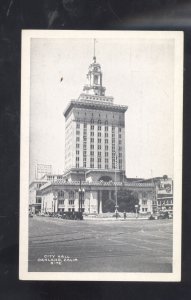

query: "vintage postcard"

left=19, top=30, right=183, bottom=281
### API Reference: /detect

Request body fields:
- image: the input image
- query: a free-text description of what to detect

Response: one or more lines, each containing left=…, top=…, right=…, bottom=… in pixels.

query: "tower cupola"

left=78, top=39, right=113, bottom=104
left=83, top=57, right=106, bottom=96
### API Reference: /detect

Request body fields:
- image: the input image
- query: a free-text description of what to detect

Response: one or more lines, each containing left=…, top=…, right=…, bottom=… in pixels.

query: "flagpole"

left=93, top=39, right=96, bottom=62
left=93, top=38, right=95, bottom=58
left=151, top=169, right=157, bottom=214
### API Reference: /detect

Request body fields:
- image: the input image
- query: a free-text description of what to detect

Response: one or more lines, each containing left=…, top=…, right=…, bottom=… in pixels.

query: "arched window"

left=98, top=119, right=101, bottom=125
left=105, top=120, right=108, bottom=125
left=91, top=119, right=94, bottom=124
left=99, top=176, right=113, bottom=182
left=94, top=75, right=98, bottom=84
left=69, top=191, right=75, bottom=200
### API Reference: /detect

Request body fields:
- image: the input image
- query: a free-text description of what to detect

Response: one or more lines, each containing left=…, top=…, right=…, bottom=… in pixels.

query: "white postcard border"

left=19, top=30, right=183, bottom=281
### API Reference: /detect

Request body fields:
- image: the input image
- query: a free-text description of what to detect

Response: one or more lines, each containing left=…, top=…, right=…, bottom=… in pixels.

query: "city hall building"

left=29, top=52, right=170, bottom=215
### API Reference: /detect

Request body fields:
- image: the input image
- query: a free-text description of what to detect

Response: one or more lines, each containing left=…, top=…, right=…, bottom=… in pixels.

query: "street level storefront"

left=39, top=180, right=155, bottom=214
left=157, top=178, right=173, bottom=215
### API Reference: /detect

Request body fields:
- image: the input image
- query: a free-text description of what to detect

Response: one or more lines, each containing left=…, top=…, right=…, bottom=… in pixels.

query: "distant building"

left=138, top=176, right=173, bottom=215
left=29, top=174, right=63, bottom=214
left=29, top=179, right=45, bottom=214
left=156, top=177, right=173, bottom=215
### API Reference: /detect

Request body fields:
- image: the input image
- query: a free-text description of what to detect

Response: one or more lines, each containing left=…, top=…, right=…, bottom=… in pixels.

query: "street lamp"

left=135, top=204, right=138, bottom=219
left=114, top=183, right=118, bottom=219
left=78, top=179, right=85, bottom=213
left=114, top=151, right=118, bottom=219
left=53, top=192, right=58, bottom=214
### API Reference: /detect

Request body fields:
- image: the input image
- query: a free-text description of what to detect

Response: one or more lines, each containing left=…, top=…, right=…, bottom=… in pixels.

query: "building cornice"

left=40, top=180, right=155, bottom=195
left=63, top=100, right=128, bottom=117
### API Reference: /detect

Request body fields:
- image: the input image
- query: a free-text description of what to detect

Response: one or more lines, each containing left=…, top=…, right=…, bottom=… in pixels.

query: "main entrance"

left=102, top=190, right=115, bottom=213
left=98, top=176, right=115, bottom=213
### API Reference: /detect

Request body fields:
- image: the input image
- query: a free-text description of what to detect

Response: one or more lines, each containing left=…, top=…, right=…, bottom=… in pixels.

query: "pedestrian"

left=123, top=211, right=126, bottom=220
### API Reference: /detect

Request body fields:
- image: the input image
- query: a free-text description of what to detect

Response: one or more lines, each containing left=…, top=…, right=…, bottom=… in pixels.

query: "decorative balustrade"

left=38, top=178, right=155, bottom=193
left=51, top=180, right=154, bottom=188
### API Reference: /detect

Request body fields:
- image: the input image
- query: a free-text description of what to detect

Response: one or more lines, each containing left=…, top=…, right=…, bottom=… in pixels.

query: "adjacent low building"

left=138, top=176, right=173, bottom=215
left=29, top=174, right=63, bottom=214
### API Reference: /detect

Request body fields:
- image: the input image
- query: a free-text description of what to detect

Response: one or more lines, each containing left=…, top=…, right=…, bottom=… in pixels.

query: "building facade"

left=64, top=54, right=127, bottom=183
left=40, top=181, right=155, bottom=215
left=138, top=176, right=173, bottom=215
left=29, top=180, right=45, bottom=214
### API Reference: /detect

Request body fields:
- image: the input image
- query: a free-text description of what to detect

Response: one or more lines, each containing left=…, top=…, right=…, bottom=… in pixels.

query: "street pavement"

left=29, top=216, right=172, bottom=273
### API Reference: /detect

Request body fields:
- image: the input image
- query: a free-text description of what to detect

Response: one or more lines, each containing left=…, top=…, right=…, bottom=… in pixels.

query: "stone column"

left=55, top=198, right=58, bottom=213
left=149, top=192, right=153, bottom=214
left=97, top=190, right=99, bottom=214
left=99, top=190, right=103, bottom=214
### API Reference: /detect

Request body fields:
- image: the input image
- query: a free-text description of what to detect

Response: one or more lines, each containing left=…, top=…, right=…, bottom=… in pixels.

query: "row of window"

left=76, top=157, right=123, bottom=165
left=141, top=200, right=173, bottom=206
left=158, top=200, right=173, bottom=205
left=77, top=140, right=118, bottom=147
left=75, top=163, right=122, bottom=168
left=77, top=129, right=122, bottom=135
left=75, top=163, right=122, bottom=169
left=58, top=208, right=85, bottom=212
left=118, top=129, right=122, bottom=167
left=57, top=191, right=75, bottom=199
left=77, top=133, right=121, bottom=144
left=83, top=123, right=87, bottom=169
left=76, top=119, right=123, bottom=125
left=142, top=200, right=147, bottom=205
left=59, top=200, right=85, bottom=205
left=76, top=123, right=122, bottom=131
left=76, top=151, right=120, bottom=158
left=76, top=155, right=122, bottom=168
left=83, top=124, right=87, bottom=167
left=142, top=208, right=148, bottom=212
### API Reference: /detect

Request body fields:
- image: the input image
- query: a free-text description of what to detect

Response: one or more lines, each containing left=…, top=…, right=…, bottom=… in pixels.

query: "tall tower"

left=63, top=43, right=128, bottom=182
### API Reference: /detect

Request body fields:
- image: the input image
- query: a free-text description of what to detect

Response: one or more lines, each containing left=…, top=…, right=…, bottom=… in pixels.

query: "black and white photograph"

left=19, top=30, right=183, bottom=281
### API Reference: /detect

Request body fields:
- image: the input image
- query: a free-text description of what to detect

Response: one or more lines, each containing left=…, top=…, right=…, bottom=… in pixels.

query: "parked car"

left=61, top=211, right=83, bottom=220
left=157, top=211, right=169, bottom=219
left=55, top=213, right=62, bottom=218
left=39, top=212, right=45, bottom=216
left=48, top=212, right=54, bottom=217
left=148, top=214, right=155, bottom=220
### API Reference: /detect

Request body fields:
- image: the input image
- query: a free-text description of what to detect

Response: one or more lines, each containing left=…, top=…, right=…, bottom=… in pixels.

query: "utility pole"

left=151, top=169, right=157, bottom=214
left=114, top=151, right=118, bottom=218
left=79, top=179, right=81, bottom=212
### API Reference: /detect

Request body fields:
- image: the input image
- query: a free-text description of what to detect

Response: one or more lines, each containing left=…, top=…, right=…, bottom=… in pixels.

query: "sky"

left=29, top=36, right=174, bottom=181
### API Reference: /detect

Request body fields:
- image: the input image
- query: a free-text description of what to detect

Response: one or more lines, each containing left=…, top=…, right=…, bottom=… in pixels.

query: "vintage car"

left=61, top=211, right=83, bottom=220
left=157, top=211, right=169, bottom=219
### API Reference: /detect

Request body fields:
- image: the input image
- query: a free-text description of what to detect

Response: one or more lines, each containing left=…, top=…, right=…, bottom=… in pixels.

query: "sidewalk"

left=83, top=215, right=149, bottom=221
